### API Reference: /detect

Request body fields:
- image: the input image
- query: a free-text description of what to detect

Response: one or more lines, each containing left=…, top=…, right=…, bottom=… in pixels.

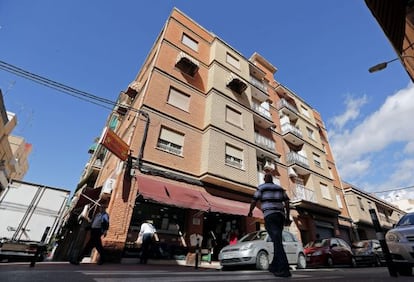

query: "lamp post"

left=368, top=56, right=414, bottom=73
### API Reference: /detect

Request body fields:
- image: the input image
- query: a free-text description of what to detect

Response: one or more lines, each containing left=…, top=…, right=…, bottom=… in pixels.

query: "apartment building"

left=0, top=90, right=31, bottom=195
left=60, top=8, right=350, bottom=263
left=342, top=181, right=405, bottom=241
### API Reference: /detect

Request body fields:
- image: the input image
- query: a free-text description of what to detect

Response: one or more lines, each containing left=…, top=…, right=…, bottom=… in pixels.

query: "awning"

left=137, top=175, right=210, bottom=211
left=72, top=186, right=103, bottom=210
left=202, top=192, right=262, bottom=218
left=136, top=174, right=263, bottom=218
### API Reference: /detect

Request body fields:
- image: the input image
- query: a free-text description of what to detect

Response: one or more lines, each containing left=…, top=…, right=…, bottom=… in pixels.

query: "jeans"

left=264, top=212, right=290, bottom=274
left=140, top=233, right=153, bottom=264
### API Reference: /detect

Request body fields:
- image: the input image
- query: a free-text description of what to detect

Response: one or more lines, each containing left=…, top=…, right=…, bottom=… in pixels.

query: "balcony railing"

left=292, top=184, right=317, bottom=203
left=286, top=151, right=310, bottom=168
left=250, top=77, right=268, bottom=92
left=254, top=132, right=275, bottom=151
left=277, top=99, right=299, bottom=114
left=281, top=123, right=303, bottom=138
left=252, top=102, right=271, bottom=119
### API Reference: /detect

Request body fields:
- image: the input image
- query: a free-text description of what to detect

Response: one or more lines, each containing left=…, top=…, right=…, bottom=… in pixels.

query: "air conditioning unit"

left=288, top=167, right=298, bottom=178
left=263, top=160, right=275, bottom=171
left=101, top=178, right=115, bottom=194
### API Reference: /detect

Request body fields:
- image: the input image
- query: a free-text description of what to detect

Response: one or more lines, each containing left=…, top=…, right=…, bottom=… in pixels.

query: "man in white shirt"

left=138, top=220, right=158, bottom=264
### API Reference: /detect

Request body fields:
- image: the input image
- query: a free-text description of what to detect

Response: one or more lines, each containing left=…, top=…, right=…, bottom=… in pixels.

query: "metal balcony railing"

left=292, top=184, right=317, bottom=203
left=252, top=102, right=271, bottom=119
left=281, top=123, right=303, bottom=138
left=286, top=151, right=310, bottom=168
left=254, top=132, right=276, bottom=151
left=250, top=77, right=268, bottom=92
left=277, top=99, right=299, bottom=114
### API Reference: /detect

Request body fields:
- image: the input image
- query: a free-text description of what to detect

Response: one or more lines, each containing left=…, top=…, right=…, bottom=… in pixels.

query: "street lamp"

left=368, top=56, right=414, bottom=73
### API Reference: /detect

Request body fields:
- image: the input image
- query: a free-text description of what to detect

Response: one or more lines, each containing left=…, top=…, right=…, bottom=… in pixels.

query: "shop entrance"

left=202, top=212, right=243, bottom=260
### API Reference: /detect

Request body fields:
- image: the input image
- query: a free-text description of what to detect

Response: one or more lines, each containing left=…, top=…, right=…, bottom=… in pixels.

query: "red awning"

left=137, top=174, right=263, bottom=218
left=137, top=175, right=210, bottom=211
left=202, top=192, right=262, bottom=218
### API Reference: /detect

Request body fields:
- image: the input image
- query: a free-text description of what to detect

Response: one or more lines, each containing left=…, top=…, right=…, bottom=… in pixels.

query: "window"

left=306, top=127, right=315, bottom=140
left=225, top=144, right=243, bottom=168
left=167, top=88, right=190, bottom=111
left=357, top=197, right=364, bottom=210
left=313, top=153, right=322, bottom=167
left=157, top=127, right=184, bottom=155
left=320, top=183, right=331, bottom=200
left=336, top=194, right=343, bottom=209
left=328, top=167, right=334, bottom=179
left=182, top=33, right=198, bottom=51
left=226, top=53, right=240, bottom=69
left=226, top=106, right=242, bottom=127
left=301, top=106, right=310, bottom=118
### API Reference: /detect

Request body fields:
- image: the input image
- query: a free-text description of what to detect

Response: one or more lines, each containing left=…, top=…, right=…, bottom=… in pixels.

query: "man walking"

left=248, top=173, right=292, bottom=278
left=71, top=204, right=109, bottom=265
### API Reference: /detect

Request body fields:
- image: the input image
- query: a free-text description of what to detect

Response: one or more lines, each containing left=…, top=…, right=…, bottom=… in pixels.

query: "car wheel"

left=327, top=256, right=334, bottom=267
left=397, top=265, right=413, bottom=276
left=350, top=257, right=357, bottom=268
left=296, top=253, right=307, bottom=269
left=255, top=250, right=269, bottom=270
left=374, top=255, right=381, bottom=267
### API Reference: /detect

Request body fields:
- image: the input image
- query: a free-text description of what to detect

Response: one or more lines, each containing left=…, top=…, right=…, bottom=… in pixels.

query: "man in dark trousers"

left=71, top=204, right=109, bottom=265
left=248, top=173, right=292, bottom=278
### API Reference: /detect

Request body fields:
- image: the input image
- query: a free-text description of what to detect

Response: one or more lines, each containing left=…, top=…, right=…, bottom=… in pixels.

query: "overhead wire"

left=0, top=60, right=137, bottom=113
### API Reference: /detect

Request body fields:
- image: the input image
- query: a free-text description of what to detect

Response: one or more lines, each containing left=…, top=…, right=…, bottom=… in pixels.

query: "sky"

left=1, top=1, right=413, bottom=200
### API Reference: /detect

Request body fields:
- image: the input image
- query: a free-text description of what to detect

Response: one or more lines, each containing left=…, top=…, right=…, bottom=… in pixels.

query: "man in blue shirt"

left=248, top=173, right=291, bottom=278
left=71, top=204, right=109, bottom=265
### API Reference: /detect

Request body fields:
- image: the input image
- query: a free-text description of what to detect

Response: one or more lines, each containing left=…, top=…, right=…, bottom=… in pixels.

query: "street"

left=0, top=262, right=412, bottom=282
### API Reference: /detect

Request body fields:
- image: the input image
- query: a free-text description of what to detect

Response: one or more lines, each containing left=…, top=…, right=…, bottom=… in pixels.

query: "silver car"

left=218, top=230, right=306, bottom=270
left=386, top=212, right=414, bottom=276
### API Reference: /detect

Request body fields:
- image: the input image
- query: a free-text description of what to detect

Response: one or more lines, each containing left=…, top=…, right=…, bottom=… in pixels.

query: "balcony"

left=277, top=98, right=299, bottom=118
left=286, top=152, right=310, bottom=175
left=250, top=77, right=269, bottom=102
left=255, top=132, right=276, bottom=151
left=281, top=123, right=304, bottom=145
left=291, top=184, right=317, bottom=203
left=252, top=102, right=274, bottom=128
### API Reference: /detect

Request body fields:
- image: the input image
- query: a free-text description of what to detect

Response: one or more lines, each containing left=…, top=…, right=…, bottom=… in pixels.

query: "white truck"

left=0, top=180, right=70, bottom=262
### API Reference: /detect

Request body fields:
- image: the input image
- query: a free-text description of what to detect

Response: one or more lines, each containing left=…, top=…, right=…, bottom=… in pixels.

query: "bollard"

left=369, top=208, right=398, bottom=277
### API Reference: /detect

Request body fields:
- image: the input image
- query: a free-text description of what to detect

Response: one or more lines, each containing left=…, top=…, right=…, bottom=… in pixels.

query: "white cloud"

left=329, top=83, right=414, bottom=192
left=330, top=95, right=368, bottom=129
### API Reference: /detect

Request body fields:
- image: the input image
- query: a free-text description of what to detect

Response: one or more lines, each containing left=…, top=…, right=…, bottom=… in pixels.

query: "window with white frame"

left=157, top=127, right=184, bottom=155
left=320, top=183, right=331, bottom=200
left=301, top=106, right=310, bottom=118
left=226, top=52, right=240, bottom=69
left=336, top=194, right=343, bottom=209
left=167, top=88, right=190, bottom=111
left=226, top=106, right=242, bottom=127
left=313, top=153, right=322, bottom=167
left=225, top=143, right=243, bottom=168
left=182, top=33, right=198, bottom=51
left=306, top=127, right=315, bottom=140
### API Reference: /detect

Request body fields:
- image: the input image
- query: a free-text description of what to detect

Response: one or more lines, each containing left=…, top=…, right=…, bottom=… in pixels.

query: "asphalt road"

left=0, top=262, right=412, bottom=282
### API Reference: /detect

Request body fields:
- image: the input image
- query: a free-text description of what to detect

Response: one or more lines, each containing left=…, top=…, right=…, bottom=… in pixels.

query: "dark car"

left=352, top=239, right=385, bottom=267
left=304, top=237, right=356, bottom=268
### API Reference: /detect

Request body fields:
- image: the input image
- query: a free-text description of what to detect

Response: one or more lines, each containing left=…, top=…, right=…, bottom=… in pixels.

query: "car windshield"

left=396, top=213, right=414, bottom=227
left=305, top=239, right=329, bottom=248
left=239, top=231, right=267, bottom=242
left=352, top=241, right=370, bottom=249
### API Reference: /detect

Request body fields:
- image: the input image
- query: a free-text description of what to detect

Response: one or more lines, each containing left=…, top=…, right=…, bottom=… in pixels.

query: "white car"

left=218, top=230, right=306, bottom=270
left=386, top=212, right=414, bottom=276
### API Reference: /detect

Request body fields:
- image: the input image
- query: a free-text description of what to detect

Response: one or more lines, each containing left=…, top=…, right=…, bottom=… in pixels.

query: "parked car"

left=386, top=212, right=414, bottom=276
left=304, top=237, right=356, bottom=268
left=351, top=239, right=385, bottom=267
left=218, top=230, right=306, bottom=270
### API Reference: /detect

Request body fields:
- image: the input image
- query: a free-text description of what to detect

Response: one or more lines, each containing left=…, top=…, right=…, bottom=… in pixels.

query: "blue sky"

left=1, top=1, right=413, bottom=200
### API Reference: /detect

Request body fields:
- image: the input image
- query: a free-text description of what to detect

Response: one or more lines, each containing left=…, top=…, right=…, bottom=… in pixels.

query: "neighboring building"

left=365, top=0, right=414, bottom=81
left=0, top=89, right=31, bottom=195
left=58, top=8, right=351, bottom=263
left=342, top=181, right=405, bottom=241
